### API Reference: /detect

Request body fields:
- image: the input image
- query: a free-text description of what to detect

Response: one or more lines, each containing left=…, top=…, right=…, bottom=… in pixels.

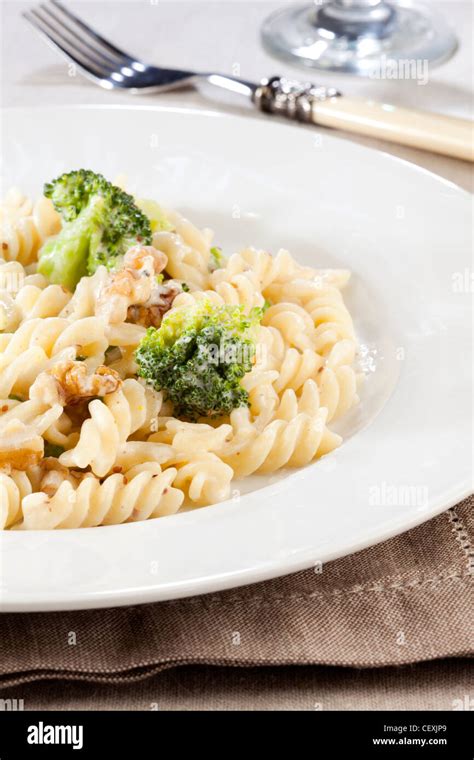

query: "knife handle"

left=255, top=77, right=474, bottom=162
left=312, top=96, right=473, bottom=162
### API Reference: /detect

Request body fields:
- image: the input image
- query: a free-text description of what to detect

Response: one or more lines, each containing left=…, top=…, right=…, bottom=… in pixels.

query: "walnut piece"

left=31, top=361, right=122, bottom=407
left=50, top=361, right=122, bottom=405
left=95, top=245, right=168, bottom=323
left=127, top=280, right=182, bottom=328
left=0, top=419, right=44, bottom=471
left=29, top=458, right=90, bottom=497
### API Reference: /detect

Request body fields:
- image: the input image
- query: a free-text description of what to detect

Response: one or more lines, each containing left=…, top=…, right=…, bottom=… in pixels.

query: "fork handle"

left=254, top=77, right=474, bottom=162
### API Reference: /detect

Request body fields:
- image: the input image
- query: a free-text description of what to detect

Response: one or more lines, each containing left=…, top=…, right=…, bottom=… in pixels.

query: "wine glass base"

left=261, top=2, right=458, bottom=76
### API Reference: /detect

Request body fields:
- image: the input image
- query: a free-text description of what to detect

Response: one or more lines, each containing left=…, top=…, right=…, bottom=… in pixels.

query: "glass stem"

left=332, top=1, right=383, bottom=8
left=315, top=0, right=395, bottom=34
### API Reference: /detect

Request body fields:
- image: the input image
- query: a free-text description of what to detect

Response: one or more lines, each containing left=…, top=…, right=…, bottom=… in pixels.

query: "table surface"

left=1, top=0, right=472, bottom=710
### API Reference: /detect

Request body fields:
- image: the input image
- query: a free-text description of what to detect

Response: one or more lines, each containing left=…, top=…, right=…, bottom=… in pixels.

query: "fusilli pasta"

left=152, top=209, right=212, bottom=290
left=0, top=470, right=33, bottom=528
left=0, top=182, right=360, bottom=530
left=20, top=463, right=183, bottom=529
left=0, top=258, right=71, bottom=331
left=58, top=378, right=166, bottom=476
left=0, top=190, right=61, bottom=265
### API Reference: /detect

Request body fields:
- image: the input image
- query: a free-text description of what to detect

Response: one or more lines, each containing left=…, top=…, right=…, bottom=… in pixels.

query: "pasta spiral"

left=43, top=410, right=79, bottom=450
left=0, top=398, right=63, bottom=435
left=20, top=463, right=183, bottom=529
left=0, top=316, right=113, bottom=398
left=217, top=404, right=341, bottom=478
left=112, top=441, right=175, bottom=472
left=152, top=209, right=212, bottom=290
left=265, top=280, right=355, bottom=355
left=0, top=190, right=61, bottom=265
left=0, top=259, right=70, bottom=331
left=316, top=338, right=359, bottom=421
left=150, top=418, right=233, bottom=453
left=210, top=247, right=314, bottom=293
left=148, top=423, right=234, bottom=505
left=211, top=248, right=351, bottom=296
left=0, top=316, right=109, bottom=366
left=172, top=270, right=264, bottom=311
left=262, top=303, right=316, bottom=352
left=170, top=453, right=234, bottom=506
left=256, top=324, right=323, bottom=395
left=59, top=378, right=165, bottom=476
left=59, top=267, right=109, bottom=321
left=0, top=470, right=33, bottom=529
left=0, top=396, right=64, bottom=474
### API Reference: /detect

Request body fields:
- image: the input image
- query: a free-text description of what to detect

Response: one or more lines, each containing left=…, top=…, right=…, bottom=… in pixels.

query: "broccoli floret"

left=38, top=170, right=152, bottom=290
left=209, top=246, right=226, bottom=271
left=135, top=198, right=173, bottom=234
left=43, top=442, right=65, bottom=458
left=135, top=300, right=262, bottom=419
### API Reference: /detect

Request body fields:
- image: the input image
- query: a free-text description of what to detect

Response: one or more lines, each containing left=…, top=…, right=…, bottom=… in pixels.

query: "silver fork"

left=23, top=0, right=473, bottom=161
left=23, top=0, right=263, bottom=100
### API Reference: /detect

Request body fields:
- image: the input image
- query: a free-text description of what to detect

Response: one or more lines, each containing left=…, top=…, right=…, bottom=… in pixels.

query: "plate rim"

left=1, top=485, right=471, bottom=612
left=1, top=103, right=472, bottom=612
left=3, top=102, right=472, bottom=199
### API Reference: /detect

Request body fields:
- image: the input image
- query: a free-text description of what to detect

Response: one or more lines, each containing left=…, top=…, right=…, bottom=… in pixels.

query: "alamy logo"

left=369, top=482, right=429, bottom=507
left=0, top=271, right=25, bottom=293
left=369, top=54, right=429, bottom=85
left=27, top=722, right=83, bottom=750
left=452, top=695, right=474, bottom=711
left=0, top=698, right=24, bottom=711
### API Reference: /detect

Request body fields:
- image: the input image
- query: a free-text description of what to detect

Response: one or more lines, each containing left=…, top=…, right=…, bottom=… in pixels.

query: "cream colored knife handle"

left=312, top=97, right=474, bottom=162
left=254, top=77, right=474, bottom=162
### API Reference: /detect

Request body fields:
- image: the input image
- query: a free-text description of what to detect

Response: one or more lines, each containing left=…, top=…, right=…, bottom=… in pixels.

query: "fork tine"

left=23, top=9, right=109, bottom=82
left=49, top=0, right=134, bottom=64
left=36, top=2, right=122, bottom=71
left=42, top=1, right=126, bottom=68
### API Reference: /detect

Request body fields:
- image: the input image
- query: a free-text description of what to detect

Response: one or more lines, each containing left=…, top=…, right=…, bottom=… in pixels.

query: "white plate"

left=0, top=105, right=471, bottom=611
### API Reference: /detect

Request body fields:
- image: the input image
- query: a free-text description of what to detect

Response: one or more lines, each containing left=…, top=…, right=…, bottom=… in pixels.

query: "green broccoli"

left=209, top=246, right=226, bottom=271
left=135, top=300, right=262, bottom=419
left=43, top=442, right=65, bottom=458
left=135, top=198, right=173, bottom=234
left=38, top=170, right=152, bottom=290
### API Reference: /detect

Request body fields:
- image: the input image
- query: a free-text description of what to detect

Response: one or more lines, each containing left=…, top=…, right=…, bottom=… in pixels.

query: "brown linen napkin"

left=1, top=497, right=473, bottom=687
left=2, top=660, right=473, bottom=711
